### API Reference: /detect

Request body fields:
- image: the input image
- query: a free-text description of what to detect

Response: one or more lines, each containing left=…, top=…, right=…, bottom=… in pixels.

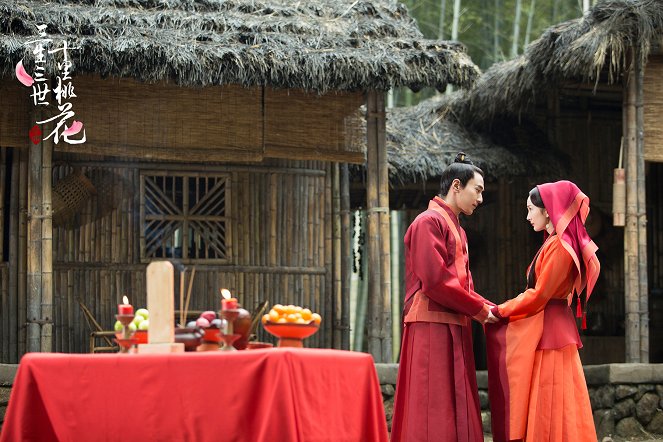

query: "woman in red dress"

left=486, top=180, right=600, bottom=442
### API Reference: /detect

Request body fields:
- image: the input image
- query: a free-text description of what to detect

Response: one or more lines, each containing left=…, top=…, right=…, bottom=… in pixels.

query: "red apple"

left=200, top=311, right=217, bottom=323
left=195, top=317, right=210, bottom=328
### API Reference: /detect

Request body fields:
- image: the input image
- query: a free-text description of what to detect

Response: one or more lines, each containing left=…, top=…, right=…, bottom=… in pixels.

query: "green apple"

left=114, top=320, right=123, bottom=331
left=135, top=308, right=149, bottom=319
left=132, top=316, right=143, bottom=327
left=128, top=322, right=137, bottom=332
left=138, top=319, right=149, bottom=330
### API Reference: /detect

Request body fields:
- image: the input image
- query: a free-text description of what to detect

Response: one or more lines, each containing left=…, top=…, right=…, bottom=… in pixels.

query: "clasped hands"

left=481, top=304, right=499, bottom=325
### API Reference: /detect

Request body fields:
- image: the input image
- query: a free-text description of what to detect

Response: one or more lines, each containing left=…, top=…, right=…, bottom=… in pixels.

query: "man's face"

left=456, top=173, right=484, bottom=216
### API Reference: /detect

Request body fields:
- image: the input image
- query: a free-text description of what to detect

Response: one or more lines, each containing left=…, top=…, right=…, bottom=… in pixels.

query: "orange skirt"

left=524, top=344, right=596, bottom=441
left=486, top=313, right=596, bottom=442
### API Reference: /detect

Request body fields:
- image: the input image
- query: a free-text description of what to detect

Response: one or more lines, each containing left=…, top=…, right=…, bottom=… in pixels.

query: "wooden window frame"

left=139, top=171, right=232, bottom=264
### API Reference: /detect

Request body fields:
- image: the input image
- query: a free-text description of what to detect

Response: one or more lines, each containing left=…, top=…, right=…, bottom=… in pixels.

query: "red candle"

left=222, top=297, right=238, bottom=310
left=118, top=296, right=133, bottom=315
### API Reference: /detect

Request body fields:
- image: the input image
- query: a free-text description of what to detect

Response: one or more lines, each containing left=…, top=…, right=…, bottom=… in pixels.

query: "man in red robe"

left=391, top=153, right=497, bottom=442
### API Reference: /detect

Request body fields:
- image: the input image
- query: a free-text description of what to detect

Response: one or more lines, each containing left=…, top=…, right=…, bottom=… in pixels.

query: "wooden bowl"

left=262, top=322, right=319, bottom=348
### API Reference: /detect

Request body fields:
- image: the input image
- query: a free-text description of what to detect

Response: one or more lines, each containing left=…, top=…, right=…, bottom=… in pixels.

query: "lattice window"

left=140, top=172, right=231, bottom=263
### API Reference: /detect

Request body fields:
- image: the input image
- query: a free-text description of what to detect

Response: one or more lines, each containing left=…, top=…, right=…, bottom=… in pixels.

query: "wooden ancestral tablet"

left=137, top=261, right=184, bottom=353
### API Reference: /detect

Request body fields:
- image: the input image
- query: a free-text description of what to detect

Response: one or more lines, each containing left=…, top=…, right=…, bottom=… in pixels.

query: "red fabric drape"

left=1, top=349, right=388, bottom=442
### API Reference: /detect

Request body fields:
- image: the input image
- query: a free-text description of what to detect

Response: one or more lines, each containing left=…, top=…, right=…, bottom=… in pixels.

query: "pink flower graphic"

left=15, top=60, right=34, bottom=87
left=63, top=120, right=83, bottom=136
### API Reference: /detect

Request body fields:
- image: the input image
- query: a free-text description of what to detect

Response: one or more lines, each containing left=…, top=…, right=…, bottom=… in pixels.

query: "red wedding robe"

left=486, top=235, right=596, bottom=442
left=391, top=197, right=490, bottom=442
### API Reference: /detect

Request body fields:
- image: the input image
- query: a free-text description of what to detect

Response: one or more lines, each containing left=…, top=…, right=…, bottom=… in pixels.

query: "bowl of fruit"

left=114, top=308, right=150, bottom=344
left=261, top=304, right=322, bottom=348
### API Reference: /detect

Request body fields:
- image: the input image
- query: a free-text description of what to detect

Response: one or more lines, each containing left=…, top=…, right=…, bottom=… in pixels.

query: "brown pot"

left=232, top=308, right=251, bottom=350
left=175, top=327, right=203, bottom=352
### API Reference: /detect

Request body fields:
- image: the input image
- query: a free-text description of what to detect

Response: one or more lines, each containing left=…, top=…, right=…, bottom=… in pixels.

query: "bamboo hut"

left=0, top=0, right=480, bottom=363
left=439, top=0, right=663, bottom=364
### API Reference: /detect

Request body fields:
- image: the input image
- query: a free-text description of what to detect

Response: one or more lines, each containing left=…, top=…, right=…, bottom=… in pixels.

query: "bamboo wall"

left=644, top=55, right=663, bottom=163
left=0, top=76, right=365, bottom=164
left=0, top=154, right=338, bottom=361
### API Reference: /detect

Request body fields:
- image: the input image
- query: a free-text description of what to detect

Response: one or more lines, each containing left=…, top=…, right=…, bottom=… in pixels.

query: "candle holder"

left=115, top=313, right=135, bottom=353
left=219, top=309, right=239, bottom=351
left=219, top=333, right=241, bottom=351
left=115, top=336, right=138, bottom=353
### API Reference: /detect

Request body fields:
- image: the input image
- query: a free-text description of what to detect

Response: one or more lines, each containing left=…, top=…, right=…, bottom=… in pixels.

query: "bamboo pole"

left=57, top=160, right=327, bottom=177
left=324, top=163, right=333, bottom=348
left=8, top=149, right=19, bottom=361
left=332, top=164, right=342, bottom=348
left=269, top=173, right=277, bottom=267
left=635, top=49, right=649, bottom=363
left=340, top=164, right=351, bottom=350
left=0, top=150, right=6, bottom=361
left=27, top=112, right=44, bottom=353
left=390, top=210, right=402, bottom=360
left=366, top=91, right=382, bottom=361
left=183, top=175, right=189, bottom=261
left=353, top=210, right=368, bottom=352
left=376, top=91, right=392, bottom=363
left=0, top=265, right=5, bottom=357
left=624, top=51, right=641, bottom=363
left=17, top=149, right=29, bottom=356
left=0, top=149, right=5, bottom=262
left=41, top=129, right=54, bottom=352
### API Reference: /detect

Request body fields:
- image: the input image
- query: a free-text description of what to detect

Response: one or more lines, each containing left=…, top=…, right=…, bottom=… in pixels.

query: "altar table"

left=0, top=348, right=388, bottom=442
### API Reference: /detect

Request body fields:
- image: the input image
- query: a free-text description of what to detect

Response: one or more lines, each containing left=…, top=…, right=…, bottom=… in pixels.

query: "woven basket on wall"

left=52, top=171, right=97, bottom=226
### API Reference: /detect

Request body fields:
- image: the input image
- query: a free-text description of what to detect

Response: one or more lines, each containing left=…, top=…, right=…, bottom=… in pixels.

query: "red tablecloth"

left=1, top=348, right=388, bottom=442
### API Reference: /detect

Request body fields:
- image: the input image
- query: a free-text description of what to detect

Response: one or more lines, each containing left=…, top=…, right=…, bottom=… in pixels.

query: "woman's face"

left=526, top=196, right=548, bottom=232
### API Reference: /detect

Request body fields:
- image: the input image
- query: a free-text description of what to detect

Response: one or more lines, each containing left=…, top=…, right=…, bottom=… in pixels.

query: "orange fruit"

left=269, top=310, right=280, bottom=322
left=277, top=317, right=287, bottom=323
left=295, top=318, right=307, bottom=324
left=273, top=304, right=286, bottom=315
left=261, top=314, right=269, bottom=324
left=300, top=308, right=312, bottom=321
left=286, top=313, right=298, bottom=323
left=311, top=313, right=322, bottom=325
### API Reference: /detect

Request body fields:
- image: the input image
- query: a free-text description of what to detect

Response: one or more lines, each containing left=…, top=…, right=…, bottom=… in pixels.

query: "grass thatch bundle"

left=450, top=0, right=663, bottom=125
left=0, top=0, right=480, bottom=92
left=356, top=94, right=568, bottom=184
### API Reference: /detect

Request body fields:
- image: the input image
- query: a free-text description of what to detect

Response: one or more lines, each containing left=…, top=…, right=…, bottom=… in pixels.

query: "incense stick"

left=183, top=266, right=196, bottom=324
left=179, top=269, right=186, bottom=326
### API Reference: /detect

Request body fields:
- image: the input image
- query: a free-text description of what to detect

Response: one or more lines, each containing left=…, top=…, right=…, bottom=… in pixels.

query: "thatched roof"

left=449, top=0, right=663, bottom=125
left=359, top=95, right=568, bottom=184
left=0, top=0, right=480, bottom=93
